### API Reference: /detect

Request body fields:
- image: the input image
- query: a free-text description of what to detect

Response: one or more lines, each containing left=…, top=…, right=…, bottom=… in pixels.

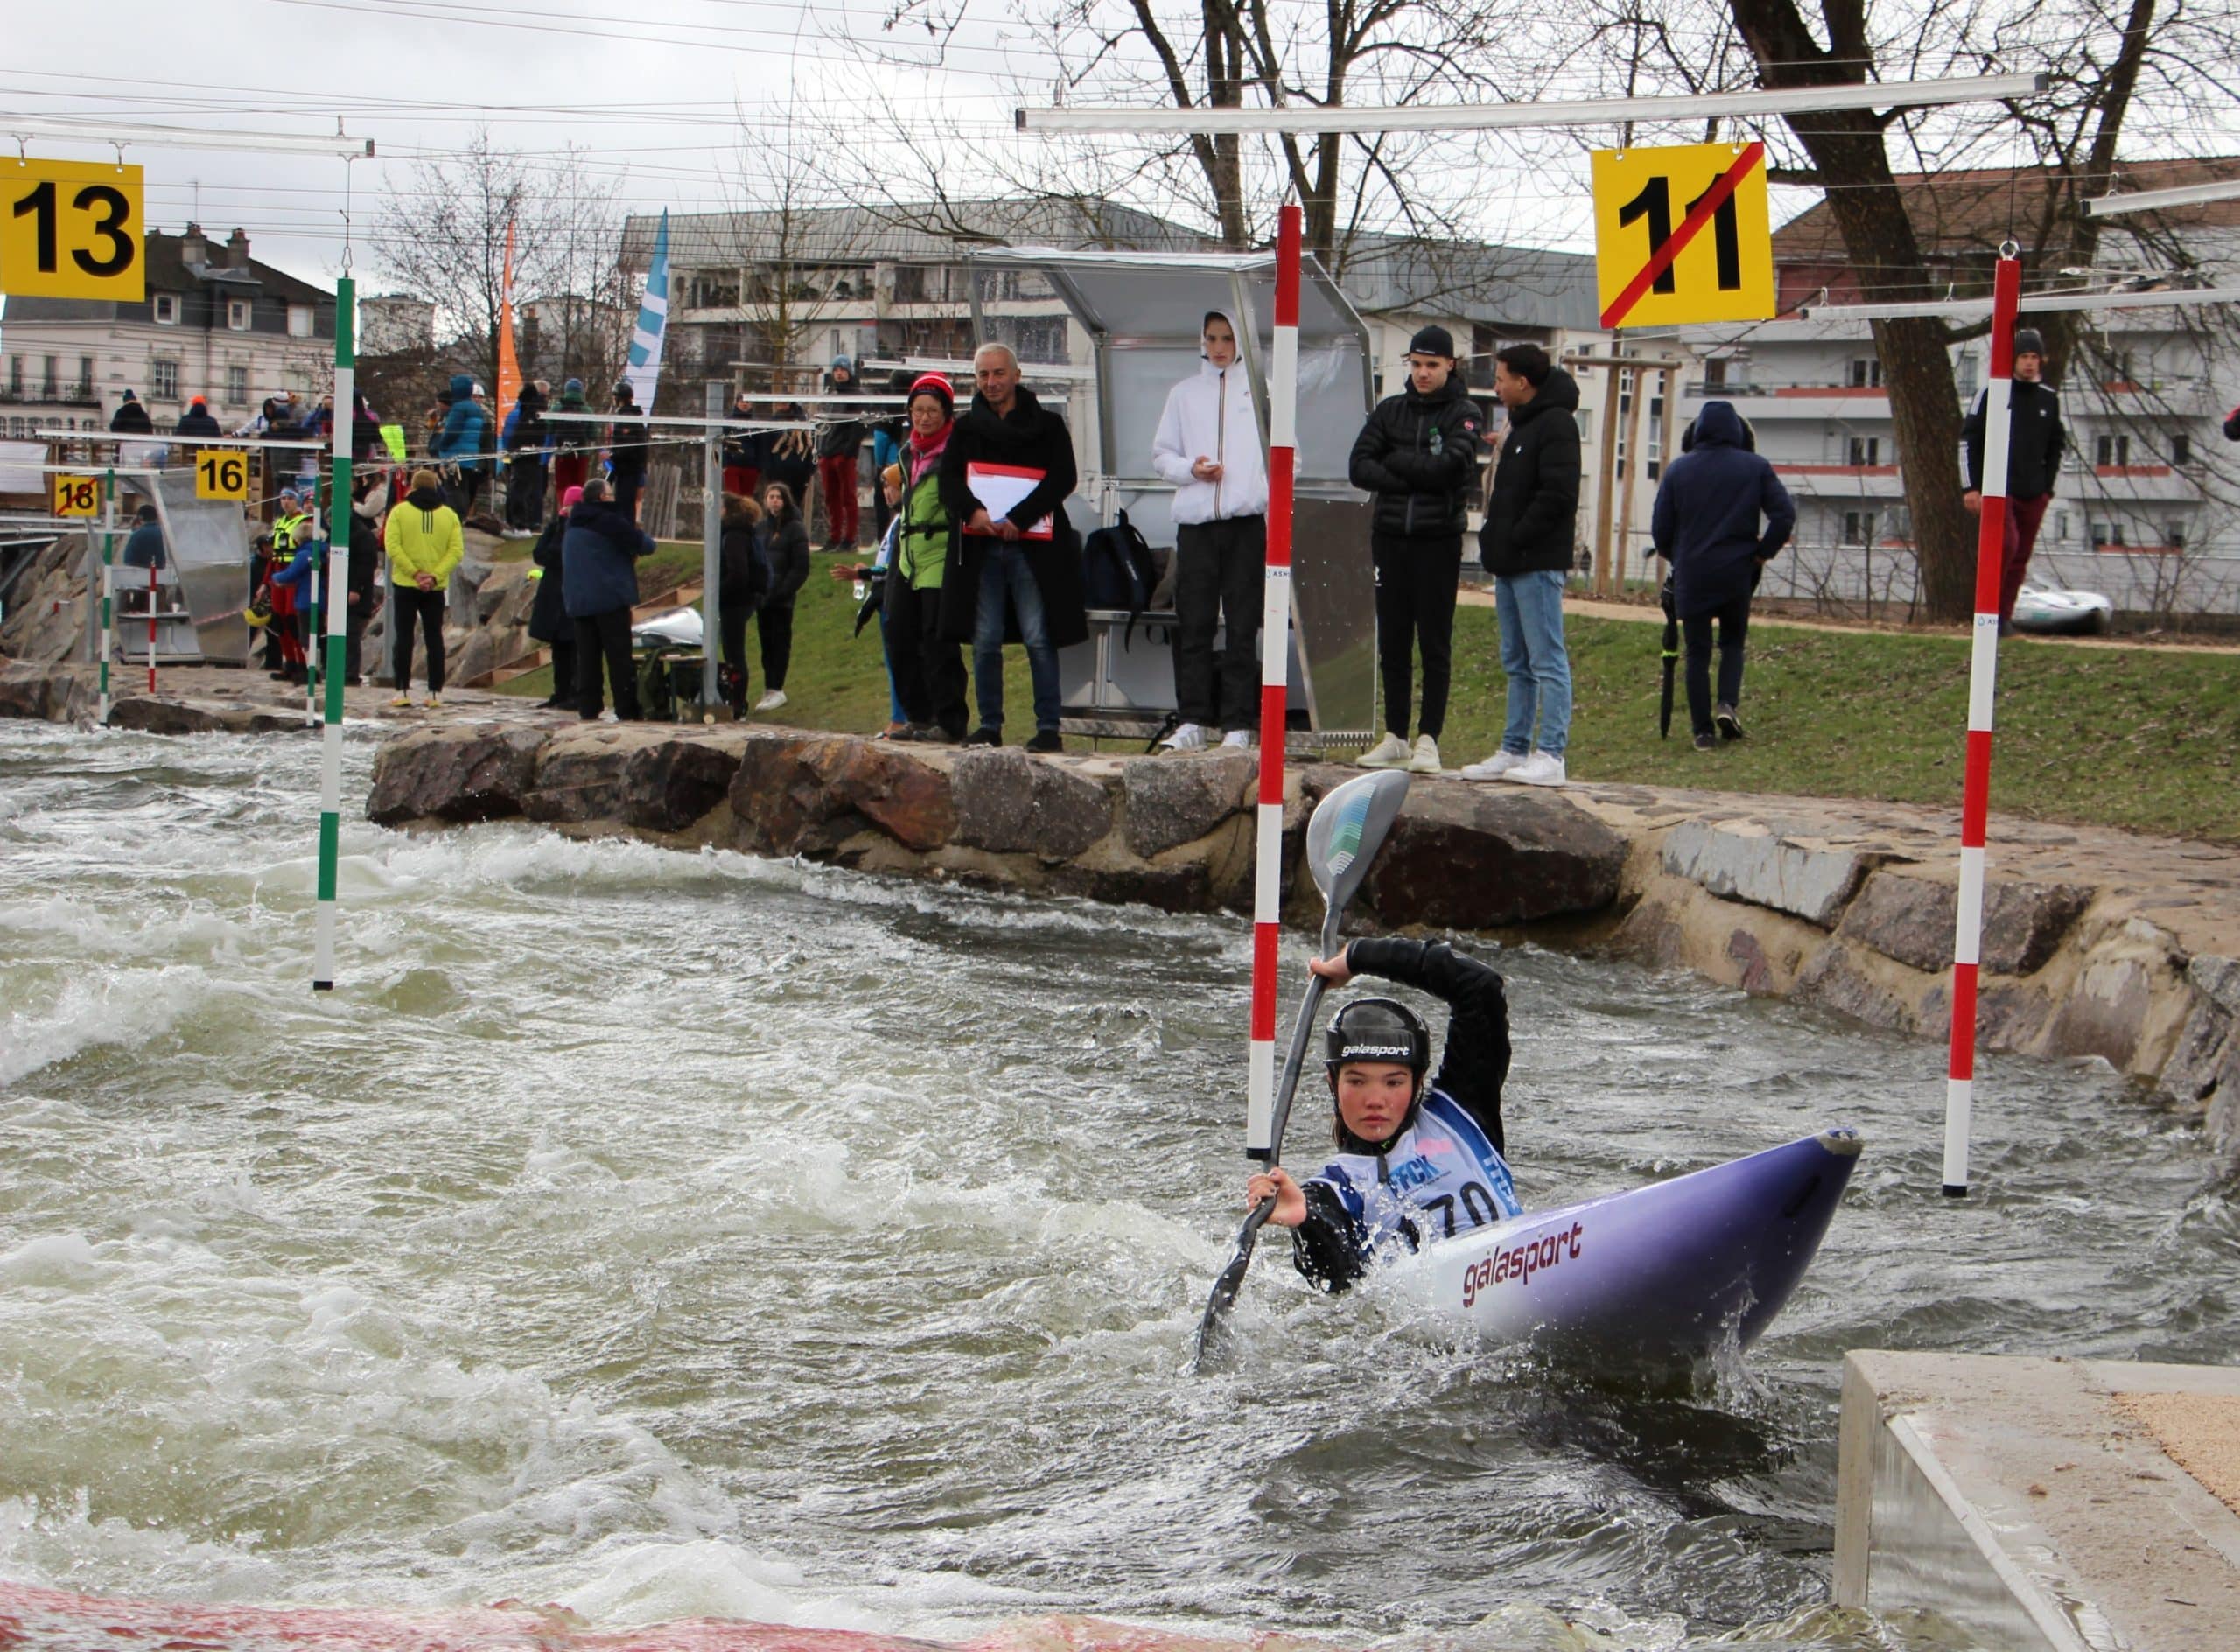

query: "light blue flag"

left=624, top=210, right=669, bottom=410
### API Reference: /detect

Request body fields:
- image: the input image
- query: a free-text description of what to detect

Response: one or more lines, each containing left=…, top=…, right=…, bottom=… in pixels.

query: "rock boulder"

left=732, top=735, right=956, bottom=858
left=1123, top=751, right=1253, bottom=858
left=952, top=750, right=1113, bottom=859
left=621, top=736, right=746, bottom=832
left=368, top=723, right=546, bottom=824
left=1662, top=819, right=1886, bottom=928
left=1838, top=869, right=2092, bottom=976
left=1358, top=782, right=1628, bottom=929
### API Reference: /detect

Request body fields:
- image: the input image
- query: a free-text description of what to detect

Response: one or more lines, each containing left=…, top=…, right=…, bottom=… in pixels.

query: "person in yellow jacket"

left=383, top=467, right=465, bottom=708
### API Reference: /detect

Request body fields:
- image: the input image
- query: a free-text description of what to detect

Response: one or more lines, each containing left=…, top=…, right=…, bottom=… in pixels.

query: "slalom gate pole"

left=146, top=558, right=158, bottom=693
left=1942, top=248, right=2020, bottom=1195
left=703, top=380, right=724, bottom=718
left=97, top=472, right=116, bottom=724
left=304, top=565, right=321, bottom=728
left=313, top=275, right=354, bottom=992
left=1246, top=203, right=1302, bottom=1162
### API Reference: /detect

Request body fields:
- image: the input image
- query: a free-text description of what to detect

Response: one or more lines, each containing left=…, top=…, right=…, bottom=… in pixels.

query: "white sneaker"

left=1460, top=750, right=1524, bottom=782
left=1357, top=732, right=1410, bottom=769
left=1502, top=750, right=1568, bottom=787
left=1220, top=728, right=1252, bottom=749
left=753, top=690, right=788, bottom=711
left=1409, top=733, right=1442, bottom=774
left=1160, top=721, right=1208, bottom=752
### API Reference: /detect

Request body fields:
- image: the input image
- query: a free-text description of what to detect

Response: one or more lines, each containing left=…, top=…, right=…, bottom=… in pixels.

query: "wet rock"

left=2160, top=956, right=2240, bottom=1112
left=369, top=723, right=545, bottom=824
left=1123, top=752, right=1253, bottom=858
left=1793, top=942, right=1922, bottom=1034
left=2048, top=953, right=2159, bottom=1070
left=523, top=724, right=642, bottom=823
left=732, top=735, right=956, bottom=858
left=1662, top=819, right=1884, bottom=928
left=953, top=750, right=1113, bottom=859
left=107, top=696, right=303, bottom=736
left=0, top=662, right=61, bottom=720
left=1361, top=784, right=1627, bottom=928
left=1838, top=870, right=2092, bottom=976
left=620, top=736, right=743, bottom=832
left=1052, top=856, right=1212, bottom=914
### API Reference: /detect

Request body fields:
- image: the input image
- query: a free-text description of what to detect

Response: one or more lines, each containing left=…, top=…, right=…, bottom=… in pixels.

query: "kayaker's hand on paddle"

left=1245, top=1166, right=1307, bottom=1228
left=1307, top=945, right=1354, bottom=986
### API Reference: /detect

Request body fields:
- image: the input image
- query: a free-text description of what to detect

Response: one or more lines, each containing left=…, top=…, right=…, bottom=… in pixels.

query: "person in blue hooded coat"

left=562, top=477, right=655, bottom=721
left=431, top=374, right=491, bottom=518
left=1648, top=399, right=1796, bottom=749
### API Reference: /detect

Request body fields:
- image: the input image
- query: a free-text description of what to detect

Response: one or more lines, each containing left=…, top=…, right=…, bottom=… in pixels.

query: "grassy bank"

left=498, top=550, right=2240, bottom=843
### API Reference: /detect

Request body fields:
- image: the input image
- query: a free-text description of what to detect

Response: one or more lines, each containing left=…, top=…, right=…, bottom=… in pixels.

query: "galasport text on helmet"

left=1324, top=998, right=1431, bottom=1072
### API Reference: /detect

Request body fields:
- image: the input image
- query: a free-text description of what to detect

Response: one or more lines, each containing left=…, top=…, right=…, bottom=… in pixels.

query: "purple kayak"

left=1382, top=1128, right=1860, bottom=1369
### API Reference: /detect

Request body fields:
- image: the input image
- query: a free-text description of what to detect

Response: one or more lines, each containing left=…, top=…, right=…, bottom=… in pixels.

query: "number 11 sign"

left=1592, top=142, right=1774, bottom=330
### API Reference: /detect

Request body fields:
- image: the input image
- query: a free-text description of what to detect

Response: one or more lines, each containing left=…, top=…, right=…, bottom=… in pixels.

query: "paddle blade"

left=1192, top=1199, right=1275, bottom=1371
left=1304, top=769, right=1410, bottom=911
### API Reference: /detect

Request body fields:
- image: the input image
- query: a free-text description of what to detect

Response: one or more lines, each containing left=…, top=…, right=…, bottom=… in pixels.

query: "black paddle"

left=1192, top=767, right=1413, bottom=1370
left=1658, top=574, right=1679, bottom=740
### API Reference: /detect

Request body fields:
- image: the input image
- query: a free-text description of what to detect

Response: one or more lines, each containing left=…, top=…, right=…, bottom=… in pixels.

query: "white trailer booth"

left=964, top=248, right=1378, bottom=749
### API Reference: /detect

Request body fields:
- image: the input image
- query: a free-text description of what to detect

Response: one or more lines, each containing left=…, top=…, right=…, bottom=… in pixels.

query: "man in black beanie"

left=1962, top=326, right=2065, bottom=632
left=1348, top=325, right=1482, bottom=773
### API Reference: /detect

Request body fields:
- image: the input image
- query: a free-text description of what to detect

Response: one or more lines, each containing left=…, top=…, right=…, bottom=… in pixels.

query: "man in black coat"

left=1463, top=343, right=1580, bottom=788
left=937, top=342, right=1088, bottom=753
left=1348, top=325, right=1483, bottom=775
left=109, top=391, right=155, bottom=436
left=606, top=383, right=651, bottom=522
left=505, top=380, right=550, bottom=533
left=174, top=397, right=222, bottom=438
left=1962, top=326, right=2065, bottom=632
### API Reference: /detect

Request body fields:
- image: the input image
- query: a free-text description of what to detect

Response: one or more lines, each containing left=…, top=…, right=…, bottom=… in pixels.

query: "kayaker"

left=1246, top=938, right=1522, bottom=1292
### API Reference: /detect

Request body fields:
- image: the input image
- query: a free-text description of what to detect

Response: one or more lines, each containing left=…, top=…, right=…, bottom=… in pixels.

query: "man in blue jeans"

left=938, top=342, right=1089, bottom=752
left=1464, top=343, right=1581, bottom=788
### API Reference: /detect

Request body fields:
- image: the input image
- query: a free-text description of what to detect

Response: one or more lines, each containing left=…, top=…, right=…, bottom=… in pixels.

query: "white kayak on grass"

left=1377, top=1128, right=1860, bottom=1372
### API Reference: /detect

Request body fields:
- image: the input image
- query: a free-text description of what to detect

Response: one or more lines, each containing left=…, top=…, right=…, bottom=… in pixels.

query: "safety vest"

left=273, top=511, right=309, bottom=552
left=1301, top=1089, right=1522, bottom=1256
left=896, top=464, right=950, bottom=590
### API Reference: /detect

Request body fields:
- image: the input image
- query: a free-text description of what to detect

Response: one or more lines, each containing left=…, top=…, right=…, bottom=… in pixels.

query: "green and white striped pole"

left=96, top=470, right=116, bottom=724
left=313, top=275, right=354, bottom=991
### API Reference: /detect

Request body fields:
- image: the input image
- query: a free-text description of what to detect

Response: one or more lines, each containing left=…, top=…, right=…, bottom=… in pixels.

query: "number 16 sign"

left=1592, top=142, right=1774, bottom=330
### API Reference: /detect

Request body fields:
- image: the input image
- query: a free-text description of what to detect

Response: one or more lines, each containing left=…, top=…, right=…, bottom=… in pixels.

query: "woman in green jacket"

left=884, top=374, right=970, bottom=741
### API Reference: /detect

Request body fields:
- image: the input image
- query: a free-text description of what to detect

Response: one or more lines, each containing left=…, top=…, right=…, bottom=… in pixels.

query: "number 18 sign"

left=1591, top=142, right=1774, bottom=330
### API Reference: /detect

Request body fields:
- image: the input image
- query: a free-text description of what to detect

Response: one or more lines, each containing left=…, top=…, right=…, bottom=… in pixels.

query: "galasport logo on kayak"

left=1460, top=1220, right=1585, bottom=1306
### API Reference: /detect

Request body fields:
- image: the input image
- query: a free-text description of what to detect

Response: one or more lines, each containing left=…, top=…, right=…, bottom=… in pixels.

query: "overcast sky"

left=2, top=0, right=1638, bottom=298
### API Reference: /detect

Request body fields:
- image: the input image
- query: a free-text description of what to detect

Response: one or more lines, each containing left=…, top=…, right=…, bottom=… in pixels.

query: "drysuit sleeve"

left=1344, top=936, right=1512, bottom=1158
left=1291, top=1180, right=1371, bottom=1293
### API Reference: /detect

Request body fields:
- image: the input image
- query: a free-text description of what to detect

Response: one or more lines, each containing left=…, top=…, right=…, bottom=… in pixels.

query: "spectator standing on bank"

left=1151, top=309, right=1268, bottom=752
left=752, top=481, right=810, bottom=711
left=881, top=373, right=970, bottom=741
left=110, top=390, right=154, bottom=436
left=432, top=374, right=491, bottom=520
left=1463, top=342, right=1581, bottom=788
left=871, top=370, right=910, bottom=544
left=939, top=342, right=1089, bottom=755
left=1648, top=400, right=1796, bottom=751
left=382, top=467, right=464, bottom=708
left=722, top=389, right=762, bottom=499
left=607, top=382, right=651, bottom=522
left=350, top=388, right=383, bottom=463
left=1348, top=326, right=1483, bottom=775
left=341, top=477, right=383, bottom=684
left=816, top=356, right=868, bottom=552
left=174, top=396, right=221, bottom=438
left=550, top=379, right=592, bottom=500
left=504, top=379, right=551, bottom=534
left=563, top=477, right=654, bottom=721
left=1962, top=326, right=2065, bottom=634
left=718, top=491, right=766, bottom=718
left=527, top=485, right=580, bottom=710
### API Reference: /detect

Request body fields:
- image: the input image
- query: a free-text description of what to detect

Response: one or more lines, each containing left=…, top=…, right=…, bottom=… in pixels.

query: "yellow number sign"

left=53, top=474, right=101, bottom=518
left=1591, top=141, right=1774, bottom=330
left=2, top=158, right=145, bottom=302
left=195, top=450, right=249, bottom=500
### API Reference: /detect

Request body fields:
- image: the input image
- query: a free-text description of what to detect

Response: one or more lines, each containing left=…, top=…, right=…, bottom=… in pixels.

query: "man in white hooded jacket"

left=1151, top=311, right=1270, bottom=751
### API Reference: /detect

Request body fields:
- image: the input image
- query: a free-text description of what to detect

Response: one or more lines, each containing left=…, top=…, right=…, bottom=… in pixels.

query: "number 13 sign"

left=1592, top=142, right=1774, bottom=330
left=2, top=158, right=145, bottom=302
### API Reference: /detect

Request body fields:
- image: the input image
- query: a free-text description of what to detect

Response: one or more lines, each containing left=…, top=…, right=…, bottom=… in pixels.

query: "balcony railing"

left=0, top=382, right=99, bottom=407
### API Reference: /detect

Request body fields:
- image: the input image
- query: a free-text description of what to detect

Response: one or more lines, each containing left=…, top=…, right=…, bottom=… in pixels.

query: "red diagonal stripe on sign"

left=1600, top=141, right=1765, bottom=329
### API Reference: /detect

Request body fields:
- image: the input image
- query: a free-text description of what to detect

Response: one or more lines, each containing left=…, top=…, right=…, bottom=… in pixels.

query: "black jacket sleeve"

left=1345, top=936, right=1511, bottom=1157
left=1508, top=418, right=1581, bottom=553
left=1961, top=388, right=1987, bottom=491
left=1005, top=421, right=1079, bottom=533
left=1348, top=410, right=1405, bottom=494
left=767, top=520, right=810, bottom=601
left=1291, top=1183, right=1372, bottom=1293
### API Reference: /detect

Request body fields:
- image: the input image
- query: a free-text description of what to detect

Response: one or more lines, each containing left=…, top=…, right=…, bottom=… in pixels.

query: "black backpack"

left=1081, top=510, right=1161, bottom=640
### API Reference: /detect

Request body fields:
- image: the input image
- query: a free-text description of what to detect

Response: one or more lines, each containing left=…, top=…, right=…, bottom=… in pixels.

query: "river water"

left=2, top=719, right=2235, bottom=1651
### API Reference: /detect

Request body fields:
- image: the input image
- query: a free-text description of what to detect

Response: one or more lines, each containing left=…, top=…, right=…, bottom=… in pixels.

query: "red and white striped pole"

left=1245, top=204, right=1302, bottom=1161
left=1942, top=248, right=2020, bottom=1197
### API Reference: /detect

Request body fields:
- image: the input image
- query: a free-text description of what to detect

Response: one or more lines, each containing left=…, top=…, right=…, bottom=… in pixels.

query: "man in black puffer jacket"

left=1348, top=326, right=1483, bottom=776
left=1465, top=343, right=1581, bottom=788
left=1962, top=327, right=2065, bottom=632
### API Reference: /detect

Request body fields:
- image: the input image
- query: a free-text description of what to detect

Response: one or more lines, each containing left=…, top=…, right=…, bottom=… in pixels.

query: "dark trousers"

left=1997, top=492, right=2054, bottom=623
left=816, top=453, right=859, bottom=547
left=757, top=598, right=795, bottom=691
left=872, top=473, right=896, bottom=541
left=1683, top=596, right=1753, bottom=736
left=389, top=584, right=446, bottom=692
left=544, top=634, right=577, bottom=704
left=884, top=577, right=968, bottom=735
left=506, top=457, right=545, bottom=529
left=719, top=603, right=752, bottom=710
left=1371, top=533, right=1462, bottom=738
left=574, top=606, right=639, bottom=719
left=1172, top=514, right=1266, bottom=729
left=613, top=469, right=645, bottom=523
left=446, top=467, right=486, bottom=520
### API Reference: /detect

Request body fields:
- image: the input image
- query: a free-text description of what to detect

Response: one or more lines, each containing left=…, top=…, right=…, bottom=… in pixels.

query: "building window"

left=2055, top=510, right=2071, bottom=544
left=1847, top=436, right=1880, bottom=466
left=1843, top=510, right=1878, bottom=545
left=2090, top=519, right=2125, bottom=548
left=2172, top=432, right=2192, bottom=466
left=150, top=360, right=179, bottom=401
left=226, top=365, right=248, bottom=405
left=1955, top=354, right=1979, bottom=398
left=288, top=305, right=313, bottom=339
left=2166, top=520, right=2186, bottom=550
left=1847, top=358, right=1882, bottom=388
left=154, top=294, right=179, bottom=325
left=2096, top=433, right=2130, bottom=466
left=228, top=300, right=252, bottom=331
left=6, top=356, right=19, bottom=394
left=77, top=355, right=94, bottom=395
left=1703, top=357, right=1726, bottom=389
